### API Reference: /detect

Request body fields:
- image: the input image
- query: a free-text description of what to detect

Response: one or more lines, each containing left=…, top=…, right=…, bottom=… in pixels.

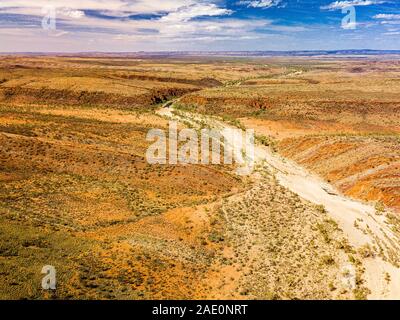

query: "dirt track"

left=159, top=103, right=400, bottom=300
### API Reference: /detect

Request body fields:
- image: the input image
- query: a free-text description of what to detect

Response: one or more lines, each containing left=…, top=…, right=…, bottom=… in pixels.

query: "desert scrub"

left=220, top=115, right=246, bottom=131
left=173, top=102, right=198, bottom=113
left=0, top=124, right=38, bottom=137
left=315, top=204, right=327, bottom=214
left=358, top=244, right=374, bottom=258
left=208, top=232, right=225, bottom=243
left=315, top=218, right=339, bottom=244
left=256, top=134, right=277, bottom=152
left=353, top=287, right=370, bottom=300
left=375, top=202, right=385, bottom=215
left=387, top=213, right=400, bottom=235
left=321, top=255, right=335, bottom=266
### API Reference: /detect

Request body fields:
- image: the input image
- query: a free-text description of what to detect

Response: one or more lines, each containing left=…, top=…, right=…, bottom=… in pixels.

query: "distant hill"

left=1, top=49, right=400, bottom=58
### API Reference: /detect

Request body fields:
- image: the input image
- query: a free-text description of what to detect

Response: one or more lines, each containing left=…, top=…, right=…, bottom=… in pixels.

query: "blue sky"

left=0, top=0, right=399, bottom=51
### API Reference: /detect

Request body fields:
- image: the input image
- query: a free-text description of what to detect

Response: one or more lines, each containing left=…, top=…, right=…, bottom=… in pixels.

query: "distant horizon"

left=1, top=49, right=400, bottom=56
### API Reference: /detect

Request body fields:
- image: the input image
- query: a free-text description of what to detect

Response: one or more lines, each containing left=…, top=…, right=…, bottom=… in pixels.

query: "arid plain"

left=0, top=55, right=399, bottom=299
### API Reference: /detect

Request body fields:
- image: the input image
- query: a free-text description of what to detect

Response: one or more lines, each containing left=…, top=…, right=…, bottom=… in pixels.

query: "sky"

left=0, top=0, right=399, bottom=52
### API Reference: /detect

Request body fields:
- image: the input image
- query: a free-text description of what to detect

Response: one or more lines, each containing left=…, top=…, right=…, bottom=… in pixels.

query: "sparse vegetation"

left=1, top=55, right=399, bottom=300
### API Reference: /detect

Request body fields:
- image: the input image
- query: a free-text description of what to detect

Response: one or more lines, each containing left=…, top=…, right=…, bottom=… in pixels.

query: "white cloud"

left=59, top=8, right=85, bottom=19
left=342, top=22, right=357, bottom=29
left=238, top=0, right=282, bottom=9
left=0, top=0, right=193, bottom=14
left=374, top=14, right=400, bottom=20
left=380, top=20, right=400, bottom=25
left=385, top=31, right=400, bottom=35
left=0, top=1, right=232, bottom=22
left=321, top=0, right=387, bottom=10
left=158, top=18, right=272, bottom=38
left=373, top=13, right=400, bottom=26
left=0, top=0, right=239, bottom=41
left=0, top=0, right=309, bottom=51
left=159, top=3, right=233, bottom=23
